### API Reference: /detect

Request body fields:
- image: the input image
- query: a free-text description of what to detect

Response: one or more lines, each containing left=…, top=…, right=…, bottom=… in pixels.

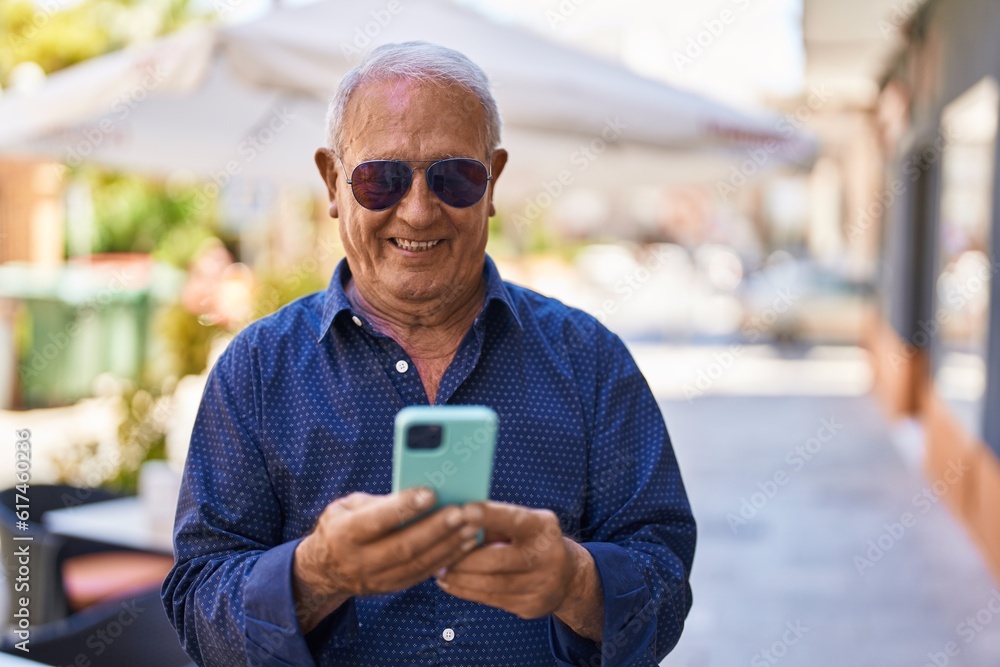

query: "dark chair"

left=0, top=587, right=194, bottom=667
left=0, top=485, right=175, bottom=627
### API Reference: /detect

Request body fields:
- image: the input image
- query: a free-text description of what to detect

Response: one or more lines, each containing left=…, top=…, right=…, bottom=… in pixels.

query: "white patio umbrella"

left=0, top=0, right=815, bottom=207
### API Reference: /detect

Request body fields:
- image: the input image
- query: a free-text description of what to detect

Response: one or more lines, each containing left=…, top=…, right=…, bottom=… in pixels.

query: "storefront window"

left=933, top=78, right=999, bottom=436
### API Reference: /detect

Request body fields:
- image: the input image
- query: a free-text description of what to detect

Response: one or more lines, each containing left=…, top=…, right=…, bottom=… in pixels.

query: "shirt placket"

left=436, top=588, right=460, bottom=663
left=377, top=337, right=427, bottom=406
left=349, top=310, right=489, bottom=408
left=342, top=312, right=424, bottom=406
left=433, top=319, right=486, bottom=406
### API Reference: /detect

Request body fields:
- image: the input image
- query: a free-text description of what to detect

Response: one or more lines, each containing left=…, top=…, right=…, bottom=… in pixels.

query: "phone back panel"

left=392, top=405, right=498, bottom=509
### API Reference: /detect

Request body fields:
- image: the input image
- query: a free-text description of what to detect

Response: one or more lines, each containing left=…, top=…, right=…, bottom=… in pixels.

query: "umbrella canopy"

left=0, top=0, right=815, bottom=206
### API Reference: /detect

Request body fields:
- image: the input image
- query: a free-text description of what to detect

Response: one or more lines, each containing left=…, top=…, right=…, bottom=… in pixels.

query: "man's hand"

left=293, top=488, right=483, bottom=633
left=435, top=502, right=605, bottom=641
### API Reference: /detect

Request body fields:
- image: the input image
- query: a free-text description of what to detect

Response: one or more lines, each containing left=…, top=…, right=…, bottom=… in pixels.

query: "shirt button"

left=442, top=628, right=455, bottom=642
left=395, top=360, right=409, bottom=373
left=351, top=315, right=363, bottom=327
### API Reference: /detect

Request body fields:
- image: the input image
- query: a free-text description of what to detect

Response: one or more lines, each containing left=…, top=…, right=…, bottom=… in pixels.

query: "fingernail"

left=445, top=508, right=463, bottom=528
left=462, top=538, right=478, bottom=551
left=459, top=525, right=478, bottom=540
left=435, top=567, right=447, bottom=579
left=414, top=489, right=432, bottom=507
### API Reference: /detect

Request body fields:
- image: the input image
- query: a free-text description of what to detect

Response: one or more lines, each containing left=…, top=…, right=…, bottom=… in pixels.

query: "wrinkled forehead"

left=340, top=78, right=488, bottom=162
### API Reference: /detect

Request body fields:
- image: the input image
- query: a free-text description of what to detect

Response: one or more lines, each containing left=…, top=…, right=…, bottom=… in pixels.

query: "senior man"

left=163, top=41, right=695, bottom=666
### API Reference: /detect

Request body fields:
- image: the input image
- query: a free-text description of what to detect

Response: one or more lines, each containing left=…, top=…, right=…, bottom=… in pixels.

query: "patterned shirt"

left=162, top=255, right=696, bottom=666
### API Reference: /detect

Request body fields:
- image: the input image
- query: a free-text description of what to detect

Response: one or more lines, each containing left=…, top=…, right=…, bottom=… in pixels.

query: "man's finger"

left=476, top=502, right=561, bottom=544
left=437, top=575, right=541, bottom=615
left=446, top=543, right=533, bottom=574
left=439, top=570, right=537, bottom=594
left=334, top=491, right=376, bottom=511
left=374, top=521, right=481, bottom=587
left=364, top=505, right=472, bottom=573
left=349, top=487, right=436, bottom=543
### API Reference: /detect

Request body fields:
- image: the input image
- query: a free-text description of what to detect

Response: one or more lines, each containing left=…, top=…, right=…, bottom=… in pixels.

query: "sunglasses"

left=339, top=156, right=492, bottom=211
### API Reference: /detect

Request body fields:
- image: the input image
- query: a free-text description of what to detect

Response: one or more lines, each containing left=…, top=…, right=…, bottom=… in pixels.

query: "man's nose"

left=394, top=171, right=438, bottom=229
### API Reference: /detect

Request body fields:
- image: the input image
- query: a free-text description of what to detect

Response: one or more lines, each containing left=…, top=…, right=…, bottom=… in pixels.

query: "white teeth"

left=394, top=238, right=441, bottom=251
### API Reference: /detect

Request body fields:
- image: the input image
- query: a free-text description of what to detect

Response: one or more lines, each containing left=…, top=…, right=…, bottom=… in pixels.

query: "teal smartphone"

left=392, top=405, right=498, bottom=521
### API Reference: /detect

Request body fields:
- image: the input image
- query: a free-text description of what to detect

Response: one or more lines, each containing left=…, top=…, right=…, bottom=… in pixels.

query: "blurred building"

left=862, top=0, right=1000, bottom=578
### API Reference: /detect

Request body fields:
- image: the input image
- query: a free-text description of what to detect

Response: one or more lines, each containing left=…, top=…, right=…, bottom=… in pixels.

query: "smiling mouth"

left=392, top=238, right=442, bottom=252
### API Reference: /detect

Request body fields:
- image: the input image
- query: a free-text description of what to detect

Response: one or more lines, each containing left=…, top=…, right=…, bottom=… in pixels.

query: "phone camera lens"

left=406, top=424, right=443, bottom=450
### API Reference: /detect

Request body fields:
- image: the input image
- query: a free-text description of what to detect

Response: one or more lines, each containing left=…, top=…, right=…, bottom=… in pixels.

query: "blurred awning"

left=0, top=0, right=816, bottom=205
left=803, top=0, right=931, bottom=107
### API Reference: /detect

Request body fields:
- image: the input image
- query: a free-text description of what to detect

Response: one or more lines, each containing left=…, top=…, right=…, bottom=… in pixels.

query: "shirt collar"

left=317, top=254, right=522, bottom=342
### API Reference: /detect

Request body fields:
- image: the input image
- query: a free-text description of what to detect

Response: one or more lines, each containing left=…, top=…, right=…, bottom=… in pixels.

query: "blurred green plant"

left=152, top=302, right=225, bottom=379
left=76, top=168, right=224, bottom=265
left=489, top=210, right=585, bottom=261
left=51, top=379, right=170, bottom=495
left=252, top=268, right=328, bottom=321
left=105, top=380, right=170, bottom=494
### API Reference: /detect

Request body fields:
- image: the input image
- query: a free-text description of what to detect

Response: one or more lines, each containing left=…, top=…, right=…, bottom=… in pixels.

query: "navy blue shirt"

left=162, top=255, right=695, bottom=666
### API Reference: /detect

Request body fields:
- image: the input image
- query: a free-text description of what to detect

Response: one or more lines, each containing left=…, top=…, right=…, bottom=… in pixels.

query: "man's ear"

left=315, top=148, right=340, bottom=218
left=487, top=148, right=508, bottom=218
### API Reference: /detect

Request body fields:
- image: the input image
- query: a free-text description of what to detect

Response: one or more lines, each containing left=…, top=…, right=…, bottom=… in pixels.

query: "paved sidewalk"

left=657, top=393, right=1000, bottom=666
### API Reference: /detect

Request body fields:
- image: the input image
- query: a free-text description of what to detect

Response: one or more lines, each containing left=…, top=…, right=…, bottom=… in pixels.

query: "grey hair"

left=324, top=41, right=502, bottom=155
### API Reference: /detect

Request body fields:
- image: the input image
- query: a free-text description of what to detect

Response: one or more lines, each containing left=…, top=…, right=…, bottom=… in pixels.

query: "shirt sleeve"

left=160, top=333, right=358, bottom=666
left=548, top=328, right=696, bottom=666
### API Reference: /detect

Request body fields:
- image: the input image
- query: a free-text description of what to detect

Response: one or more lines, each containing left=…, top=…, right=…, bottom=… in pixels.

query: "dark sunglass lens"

left=426, top=159, right=489, bottom=208
left=352, top=161, right=412, bottom=210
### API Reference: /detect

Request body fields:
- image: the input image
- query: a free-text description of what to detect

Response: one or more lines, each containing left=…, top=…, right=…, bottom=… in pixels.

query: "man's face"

left=317, top=78, right=507, bottom=308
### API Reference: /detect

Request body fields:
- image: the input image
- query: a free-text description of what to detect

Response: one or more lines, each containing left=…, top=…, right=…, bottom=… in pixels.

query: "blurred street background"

left=2, top=0, right=1000, bottom=665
